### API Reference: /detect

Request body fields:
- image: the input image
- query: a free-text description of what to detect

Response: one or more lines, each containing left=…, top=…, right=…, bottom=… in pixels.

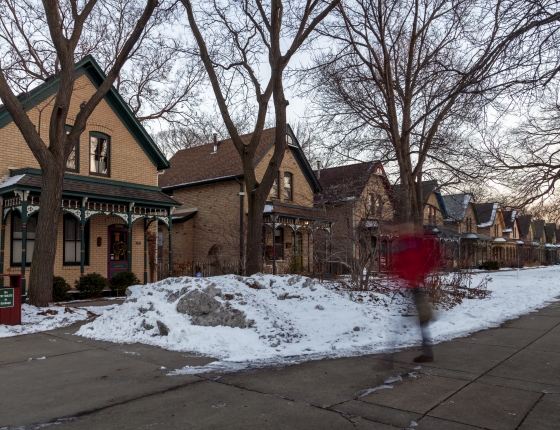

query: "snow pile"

left=74, top=267, right=560, bottom=372
left=0, top=303, right=119, bottom=338
left=77, top=274, right=379, bottom=362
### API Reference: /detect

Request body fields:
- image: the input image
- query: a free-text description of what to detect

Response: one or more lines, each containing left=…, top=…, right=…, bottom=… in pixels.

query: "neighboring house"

left=502, top=210, right=520, bottom=239
left=544, top=222, right=558, bottom=263
left=441, top=193, right=478, bottom=235
left=533, top=220, right=547, bottom=243
left=159, top=125, right=329, bottom=275
left=475, top=203, right=514, bottom=263
left=314, top=161, right=396, bottom=275
left=517, top=214, right=534, bottom=242
left=0, top=56, right=178, bottom=293
left=391, top=180, right=445, bottom=227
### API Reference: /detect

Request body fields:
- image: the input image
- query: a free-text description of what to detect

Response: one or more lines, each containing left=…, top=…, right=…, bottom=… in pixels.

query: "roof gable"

left=160, top=125, right=321, bottom=193
left=0, top=55, right=169, bottom=170
left=442, top=193, right=472, bottom=222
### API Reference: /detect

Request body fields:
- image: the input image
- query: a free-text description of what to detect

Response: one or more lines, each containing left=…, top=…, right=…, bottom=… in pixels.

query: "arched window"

left=283, top=172, right=293, bottom=201
left=270, top=171, right=280, bottom=199
left=11, top=212, right=37, bottom=266
left=90, top=132, right=110, bottom=176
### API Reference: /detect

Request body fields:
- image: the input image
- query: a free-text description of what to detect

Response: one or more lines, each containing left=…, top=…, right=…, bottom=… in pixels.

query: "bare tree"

left=309, top=0, right=560, bottom=224
left=0, top=0, right=160, bottom=306
left=480, top=85, right=560, bottom=209
left=180, top=0, right=340, bottom=275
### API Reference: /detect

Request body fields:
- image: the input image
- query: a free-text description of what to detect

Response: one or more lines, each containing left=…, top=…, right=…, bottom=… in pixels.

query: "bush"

left=52, top=276, right=71, bottom=302
left=479, top=261, right=500, bottom=271
left=75, top=273, right=108, bottom=298
left=109, top=271, right=140, bottom=296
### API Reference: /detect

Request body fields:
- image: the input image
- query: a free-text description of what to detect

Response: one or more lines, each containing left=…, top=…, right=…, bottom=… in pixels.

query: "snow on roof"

left=0, top=174, right=25, bottom=189
left=442, top=193, right=471, bottom=222
left=493, top=237, right=506, bottom=242
left=477, top=203, right=499, bottom=228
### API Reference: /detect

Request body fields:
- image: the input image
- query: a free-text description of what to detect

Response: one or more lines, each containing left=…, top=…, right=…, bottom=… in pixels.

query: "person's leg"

left=412, top=288, right=434, bottom=362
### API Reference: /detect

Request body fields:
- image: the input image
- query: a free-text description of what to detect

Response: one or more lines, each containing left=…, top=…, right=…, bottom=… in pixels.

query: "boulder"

left=176, top=289, right=248, bottom=328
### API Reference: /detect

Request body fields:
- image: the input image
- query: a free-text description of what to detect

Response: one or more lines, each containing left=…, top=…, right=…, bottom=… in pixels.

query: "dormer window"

left=90, top=132, right=110, bottom=176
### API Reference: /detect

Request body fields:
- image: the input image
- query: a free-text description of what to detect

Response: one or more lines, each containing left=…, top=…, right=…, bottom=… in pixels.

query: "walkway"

left=1, top=299, right=559, bottom=429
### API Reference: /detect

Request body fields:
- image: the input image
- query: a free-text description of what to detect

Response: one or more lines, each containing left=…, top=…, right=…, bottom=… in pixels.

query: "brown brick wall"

left=0, top=74, right=158, bottom=186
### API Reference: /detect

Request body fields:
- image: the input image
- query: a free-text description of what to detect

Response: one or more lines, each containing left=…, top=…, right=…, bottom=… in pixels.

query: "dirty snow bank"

left=75, top=267, right=560, bottom=371
left=0, top=303, right=116, bottom=338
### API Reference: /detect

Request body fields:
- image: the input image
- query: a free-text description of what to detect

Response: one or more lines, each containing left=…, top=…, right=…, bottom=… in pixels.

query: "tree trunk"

left=27, top=163, right=64, bottom=306
left=245, top=191, right=267, bottom=275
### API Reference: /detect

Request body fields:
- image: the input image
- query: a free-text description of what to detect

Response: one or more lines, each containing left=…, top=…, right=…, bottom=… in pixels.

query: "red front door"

left=108, top=225, right=128, bottom=279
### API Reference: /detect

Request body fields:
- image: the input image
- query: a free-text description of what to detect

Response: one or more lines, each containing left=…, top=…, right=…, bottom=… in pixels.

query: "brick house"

left=159, top=126, right=330, bottom=275
left=314, top=161, right=396, bottom=275
left=0, top=56, right=178, bottom=294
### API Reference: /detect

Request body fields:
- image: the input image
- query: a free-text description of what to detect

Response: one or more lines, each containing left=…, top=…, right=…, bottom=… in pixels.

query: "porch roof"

left=0, top=169, right=180, bottom=207
left=263, top=201, right=330, bottom=221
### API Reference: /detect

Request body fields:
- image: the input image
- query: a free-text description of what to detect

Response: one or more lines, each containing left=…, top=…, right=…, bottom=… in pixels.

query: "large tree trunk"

left=245, top=190, right=267, bottom=275
left=27, top=163, right=64, bottom=306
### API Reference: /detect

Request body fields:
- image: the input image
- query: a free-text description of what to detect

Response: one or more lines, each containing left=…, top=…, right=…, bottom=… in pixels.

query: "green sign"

left=0, top=288, right=14, bottom=308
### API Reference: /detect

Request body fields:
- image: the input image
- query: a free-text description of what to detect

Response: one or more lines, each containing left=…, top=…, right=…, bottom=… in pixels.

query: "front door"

left=108, top=225, right=128, bottom=279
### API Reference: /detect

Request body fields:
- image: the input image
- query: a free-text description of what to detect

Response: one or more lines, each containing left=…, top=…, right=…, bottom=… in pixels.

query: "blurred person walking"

left=391, top=226, right=440, bottom=363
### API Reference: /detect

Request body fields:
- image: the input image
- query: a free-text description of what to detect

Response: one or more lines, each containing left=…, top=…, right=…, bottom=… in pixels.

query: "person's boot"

left=413, top=355, right=433, bottom=363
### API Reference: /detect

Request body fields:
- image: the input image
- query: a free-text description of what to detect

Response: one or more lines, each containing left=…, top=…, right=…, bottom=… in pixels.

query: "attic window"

left=284, top=172, right=293, bottom=201
left=375, top=167, right=383, bottom=175
left=270, top=172, right=279, bottom=199
left=286, top=134, right=293, bottom=144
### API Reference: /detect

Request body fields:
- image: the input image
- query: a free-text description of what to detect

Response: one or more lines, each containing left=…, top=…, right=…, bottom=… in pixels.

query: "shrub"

left=109, top=271, right=140, bottom=296
left=75, top=273, right=108, bottom=298
left=479, top=261, right=500, bottom=271
left=52, top=276, right=71, bottom=302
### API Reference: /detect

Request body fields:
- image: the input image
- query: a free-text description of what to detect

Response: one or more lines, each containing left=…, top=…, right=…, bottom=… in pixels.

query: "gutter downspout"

left=235, top=177, right=244, bottom=275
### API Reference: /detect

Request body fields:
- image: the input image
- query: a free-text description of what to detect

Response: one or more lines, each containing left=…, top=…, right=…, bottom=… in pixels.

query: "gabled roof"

left=315, top=161, right=395, bottom=205
left=160, top=125, right=321, bottom=193
left=476, top=203, right=500, bottom=228
left=442, top=193, right=474, bottom=222
left=421, top=180, right=440, bottom=202
left=533, top=219, right=546, bottom=239
left=502, top=210, right=518, bottom=233
left=0, top=55, right=170, bottom=170
left=545, top=223, right=557, bottom=242
left=517, top=214, right=533, bottom=237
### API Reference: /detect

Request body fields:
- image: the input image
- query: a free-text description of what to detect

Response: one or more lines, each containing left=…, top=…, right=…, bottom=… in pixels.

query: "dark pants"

left=411, top=288, right=433, bottom=357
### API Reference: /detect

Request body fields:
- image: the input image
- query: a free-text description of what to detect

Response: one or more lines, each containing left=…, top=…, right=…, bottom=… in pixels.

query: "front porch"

left=0, top=169, right=179, bottom=297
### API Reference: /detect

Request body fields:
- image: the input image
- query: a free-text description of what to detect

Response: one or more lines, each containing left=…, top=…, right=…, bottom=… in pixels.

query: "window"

left=65, top=126, right=78, bottom=172
left=376, top=194, right=383, bottom=217
left=283, top=172, right=293, bottom=201
left=63, top=214, right=90, bottom=265
left=274, top=228, right=284, bottom=260
left=270, top=172, right=280, bottom=199
left=494, top=224, right=498, bottom=237
left=286, top=134, right=293, bottom=144
left=11, top=212, right=37, bottom=265
left=90, top=133, right=109, bottom=176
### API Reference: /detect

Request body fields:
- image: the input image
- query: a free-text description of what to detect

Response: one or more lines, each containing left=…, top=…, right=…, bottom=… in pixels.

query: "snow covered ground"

left=0, top=303, right=118, bottom=338
left=74, top=266, right=560, bottom=373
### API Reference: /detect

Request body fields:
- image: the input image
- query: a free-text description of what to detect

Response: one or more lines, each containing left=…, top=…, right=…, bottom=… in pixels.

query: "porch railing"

left=156, top=260, right=240, bottom=280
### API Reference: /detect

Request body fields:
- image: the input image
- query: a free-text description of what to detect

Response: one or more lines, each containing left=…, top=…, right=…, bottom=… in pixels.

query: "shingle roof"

left=533, top=220, right=546, bottom=239
left=315, top=161, right=380, bottom=203
left=545, top=223, right=557, bottom=242
left=160, top=128, right=277, bottom=188
left=0, top=173, right=178, bottom=206
left=391, top=180, right=439, bottom=207
left=264, top=201, right=328, bottom=220
left=502, top=210, right=518, bottom=232
left=476, top=203, right=498, bottom=227
left=517, top=214, right=532, bottom=237
left=442, top=194, right=472, bottom=221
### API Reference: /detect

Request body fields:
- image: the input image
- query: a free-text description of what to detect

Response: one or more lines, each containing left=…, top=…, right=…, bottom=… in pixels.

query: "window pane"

left=66, top=144, right=77, bottom=170
left=65, top=217, right=77, bottom=241
left=12, top=240, right=22, bottom=263
left=65, top=242, right=77, bottom=263
left=271, top=173, right=278, bottom=198
left=26, top=240, right=34, bottom=263
left=283, top=172, right=292, bottom=200
left=90, top=136, right=108, bottom=174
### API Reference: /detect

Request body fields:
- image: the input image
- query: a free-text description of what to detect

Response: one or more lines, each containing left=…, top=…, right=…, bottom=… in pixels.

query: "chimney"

left=213, top=133, right=218, bottom=152
left=316, top=161, right=321, bottom=179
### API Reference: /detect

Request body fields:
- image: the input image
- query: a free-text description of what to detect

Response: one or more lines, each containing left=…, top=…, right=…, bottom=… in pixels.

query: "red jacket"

left=391, top=234, right=439, bottom=287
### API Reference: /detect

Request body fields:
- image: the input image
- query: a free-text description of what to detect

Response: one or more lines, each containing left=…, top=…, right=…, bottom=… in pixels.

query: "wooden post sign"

left=0, top=288, right=14, bottom=308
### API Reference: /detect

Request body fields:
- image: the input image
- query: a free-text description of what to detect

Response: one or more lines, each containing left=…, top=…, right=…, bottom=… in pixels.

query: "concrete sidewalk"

left=1, top=300, right=560, bottom=429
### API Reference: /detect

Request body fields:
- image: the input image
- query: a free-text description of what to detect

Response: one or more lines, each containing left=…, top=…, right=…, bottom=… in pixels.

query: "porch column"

left=293, top=220, right=298, bottom=274
left=329, top=227, right=333, bottom=275
left=80, top=199, right=86, bottom=277
left=168, top=209, right=173, bottom=277
left=272, top=217, right=276, bottom=275
left=127, top=204, right=133, bottom=273
left=143, top=218, right=148, bottom=284
left=0, top=199, right=5, bottom=287
left=20, top=197, right=28, bottom=299
left=307, top=229, right=311, bottom=273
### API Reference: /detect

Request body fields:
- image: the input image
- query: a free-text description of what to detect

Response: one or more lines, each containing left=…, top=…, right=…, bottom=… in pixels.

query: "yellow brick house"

left=0, top=56, right=179, bottom=295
